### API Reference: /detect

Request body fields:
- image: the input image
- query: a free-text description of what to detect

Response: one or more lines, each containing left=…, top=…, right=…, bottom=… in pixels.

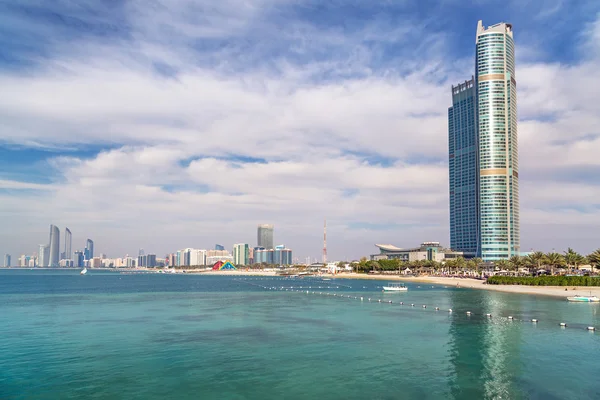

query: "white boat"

left=567, top=295, right=600, bottom=302
left=80, top=268, right=87, bottom=275
left=382, top=283, right=408, bottom=292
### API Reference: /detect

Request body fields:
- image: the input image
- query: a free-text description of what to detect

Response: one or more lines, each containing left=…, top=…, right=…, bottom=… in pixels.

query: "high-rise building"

left=62, top=227, right=72, bottom=260
left=73, top=251, right=84, bottom=268
left=233, top=243, right=249, bottom=266
left=85, top=239, right=94, bottom=260
left=257, top=224, right=274, bottom=250
left=448, top=21, right=519, bottom=261
left=476, top=21, right=519, bottom=260
left=448, top=77, right=479, bottom=257
left=215, top=244, right=225, bottom=251
left=38, top=244, right=50, bottom=267
left=3, top=254, right=10, bottom=267
left=274, top=245, right=293, bottom=265
left=49, top=225, right=60, bottom=267
left=146, top=254, right=157, bottom=268
left=189, top=249, right=206, bottom=266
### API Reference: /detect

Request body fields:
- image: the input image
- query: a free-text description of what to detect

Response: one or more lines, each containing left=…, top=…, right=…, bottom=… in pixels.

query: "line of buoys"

left=258, top=280, right=594, bottom=330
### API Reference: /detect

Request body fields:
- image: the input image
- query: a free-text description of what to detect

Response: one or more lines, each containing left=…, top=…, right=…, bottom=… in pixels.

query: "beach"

left=184, top=269, right=600, bottom=299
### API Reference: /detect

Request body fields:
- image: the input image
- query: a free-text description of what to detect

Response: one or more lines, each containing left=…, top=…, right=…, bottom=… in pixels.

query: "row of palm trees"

left=353, top=248, right=600, bottom=275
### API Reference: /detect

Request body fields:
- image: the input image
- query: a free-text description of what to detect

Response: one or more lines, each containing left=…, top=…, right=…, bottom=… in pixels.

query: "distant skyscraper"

left=49, top=225, right=60, bottom=267
left=85, top=239, right=94, bottom=260
left=38, top=244, right=50, bottom=267
left=73, top=251, right=84, bottom=268
left=215, top=244, right=225, bottom=251
left=257, top=224, right=274, bottom=250
left=139, top=248, right=145, bottom=256
left=449, top=21, right=519, bottom=261
left=3, top=254, right=10, bottom=267
left=233, top=244, right=249, bottom=265
left=274, top=245, right=293, bottom=265
left=62, top=227, right=72, bottom=260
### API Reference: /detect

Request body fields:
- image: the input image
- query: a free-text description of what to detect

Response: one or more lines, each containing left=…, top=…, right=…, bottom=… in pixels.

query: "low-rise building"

left=370, top=242, right=464, bottom=262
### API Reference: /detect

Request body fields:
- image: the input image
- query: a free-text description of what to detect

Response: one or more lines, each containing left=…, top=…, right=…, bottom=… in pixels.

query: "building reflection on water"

left=448, top=289, right=522, bottom=399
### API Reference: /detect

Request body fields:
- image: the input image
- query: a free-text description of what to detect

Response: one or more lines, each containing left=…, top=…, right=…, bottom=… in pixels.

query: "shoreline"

left=192, top=271, right=600, bottom=299
left=4, top=268, right=598, bottom=299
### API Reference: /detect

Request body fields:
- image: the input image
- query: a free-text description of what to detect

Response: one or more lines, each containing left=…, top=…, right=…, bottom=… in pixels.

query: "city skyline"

left=1, top=2, right=600, bottom=260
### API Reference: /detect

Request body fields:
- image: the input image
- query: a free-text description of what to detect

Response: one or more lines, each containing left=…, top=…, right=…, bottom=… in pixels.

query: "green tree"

left=509, top=255, right=524, bottom=273
left=496, top=259, right=509, bottom=271
left=545, top=252, right=565, bottom=275
left=587, top=249, right=600, bottom=274
left=564, top=248, right=585, bottom=272
left=525, top=251, right=547, bottom=274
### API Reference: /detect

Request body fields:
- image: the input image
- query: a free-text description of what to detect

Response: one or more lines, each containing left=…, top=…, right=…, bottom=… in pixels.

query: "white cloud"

left=1, top=3, right=600, bottom=260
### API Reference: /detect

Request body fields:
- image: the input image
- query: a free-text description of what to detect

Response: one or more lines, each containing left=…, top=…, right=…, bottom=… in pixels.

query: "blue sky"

left=1, top=0, right=600, bottom=261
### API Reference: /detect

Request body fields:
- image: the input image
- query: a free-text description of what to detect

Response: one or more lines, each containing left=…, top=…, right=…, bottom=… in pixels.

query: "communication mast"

left=322, top=218, right=327, bottom=264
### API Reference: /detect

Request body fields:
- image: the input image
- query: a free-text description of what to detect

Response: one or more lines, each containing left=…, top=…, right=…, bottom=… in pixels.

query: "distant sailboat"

left=80, top=268, right=87, bottom=275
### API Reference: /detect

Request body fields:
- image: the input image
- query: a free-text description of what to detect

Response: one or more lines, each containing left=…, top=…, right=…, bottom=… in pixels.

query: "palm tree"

left=564, top=248, right=585, bottom=272
left=545, top=252, right=565, bottom=275
left=526, top=251, right=547, bottom=275
left=509, top=255, right=524, bottom=274
left=496, top=259, right=509, bottom=272
left=587, top=249, right=600, bottom=274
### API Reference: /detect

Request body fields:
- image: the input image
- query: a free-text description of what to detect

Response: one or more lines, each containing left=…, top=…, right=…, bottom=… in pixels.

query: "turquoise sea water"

left=1, top=270, right=599, bottom=400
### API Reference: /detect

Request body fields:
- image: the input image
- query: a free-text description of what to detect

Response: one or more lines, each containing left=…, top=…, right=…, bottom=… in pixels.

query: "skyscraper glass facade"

left=257, top=224, right=274, bottom=250
left=63, top=227, right=72, bottom=260
left=85, top=239, right=94, bottom=260
left=476, top=21, right=519, bottom=261
left=449, top=21, right=520, bottom=262
left=448, top=77, right=479, bottom=257
left=49, top=225, right=60, bottom=267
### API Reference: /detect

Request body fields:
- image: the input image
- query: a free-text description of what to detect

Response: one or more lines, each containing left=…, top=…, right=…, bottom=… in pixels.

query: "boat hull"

left=567, top=297, right=600, bottom=302
left=382, top=287, right=408, bottom=292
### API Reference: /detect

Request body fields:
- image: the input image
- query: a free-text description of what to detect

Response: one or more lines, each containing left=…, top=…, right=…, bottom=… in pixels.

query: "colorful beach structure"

left=212, top=261, right=237, bottom=271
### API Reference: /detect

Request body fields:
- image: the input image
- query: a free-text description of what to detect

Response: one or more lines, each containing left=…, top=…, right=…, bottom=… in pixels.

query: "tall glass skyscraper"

left=63, top=227, right=72, bottom=260
left=448, top=77, right=479, bottom=257
left=85, top=239, right=94, bottom=260
left=257, top=224, right=274, bottom=250
left=49, top=225, right=60, bottom=267
left=39, top=244, right=50, bottom=267
left=449, top=21, right=520, bottom=261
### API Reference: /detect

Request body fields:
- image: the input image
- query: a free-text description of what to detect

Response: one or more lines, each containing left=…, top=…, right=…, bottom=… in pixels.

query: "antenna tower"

left=322, top=218, right=327, bottom=264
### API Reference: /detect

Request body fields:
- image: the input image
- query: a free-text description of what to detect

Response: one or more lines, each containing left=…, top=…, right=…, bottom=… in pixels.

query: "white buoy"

left=532, top=319, right=538, bottom=323
left=508, top=316, right=513, bottom=320
left=435, top=307, right=439, bottom=310
left=466, top=311, right=472, bottom=315
left=400, top=302, right=404, bottom=305
left=588, top=326, right=596, bottom=331
left=411, top=304, right=415, bottom=307
left=368, top=298, right=371, bottom=302
left=360, top=297, right=364, bottom=301
left=560, top=323, right=567, bottom=327
left=422, top=305, right=427, bottom=308
left=389, top=300, right=392, bottom=304
left=486, top=313, right=492, bottom=317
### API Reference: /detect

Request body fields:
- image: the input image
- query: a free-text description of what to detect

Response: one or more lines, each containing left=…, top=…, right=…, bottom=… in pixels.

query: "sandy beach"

left=330, top=273, right=600, bottom=299
left=185, top=270, right=600, bottom=299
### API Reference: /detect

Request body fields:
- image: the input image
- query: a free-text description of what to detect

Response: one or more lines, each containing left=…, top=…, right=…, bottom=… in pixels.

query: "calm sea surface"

left=1, top=270, right=599, bottom=400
